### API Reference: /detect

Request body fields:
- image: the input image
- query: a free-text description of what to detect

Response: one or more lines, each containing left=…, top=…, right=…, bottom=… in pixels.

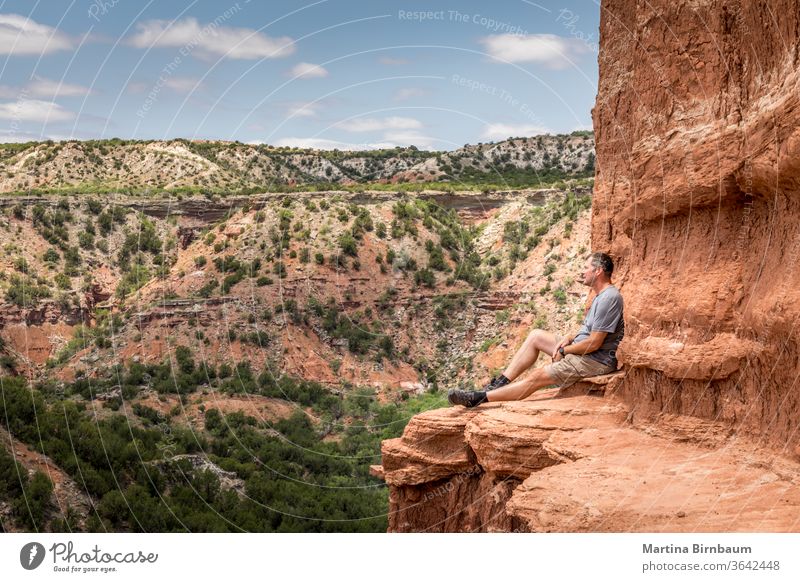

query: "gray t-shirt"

left=572, top=284, right=625, bottom=367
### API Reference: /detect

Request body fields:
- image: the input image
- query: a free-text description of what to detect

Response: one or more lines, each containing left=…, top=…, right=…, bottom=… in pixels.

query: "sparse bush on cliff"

left=116, top=264, right=151, bottom=298
left=338, top=231, right=358, bottom=257
left=43, top=248, right=60, bottom=264
left=78, top=231, right=94, bottom=250
left=414, top=268, right=436, bottom=288
left=5, top=275, right=51, bottom=308
left=197, top=278, right=218, bottom=298
left=86, top=198, right=103, bottom=214
left=425, top=240, right=447, bottom=271
left=503, top=219, right=530, bottom=245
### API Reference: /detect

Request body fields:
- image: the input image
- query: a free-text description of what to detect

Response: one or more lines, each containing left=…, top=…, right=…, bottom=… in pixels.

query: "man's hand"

left=552, top=334, right=575, bottom=359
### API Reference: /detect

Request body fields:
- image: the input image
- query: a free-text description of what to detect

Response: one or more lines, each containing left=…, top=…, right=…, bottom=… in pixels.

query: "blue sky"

left=0, top=0, right=600, bottom=150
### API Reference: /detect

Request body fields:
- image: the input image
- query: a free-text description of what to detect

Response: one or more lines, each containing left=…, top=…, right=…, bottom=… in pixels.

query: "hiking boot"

left=448, top=389, right=488, bottom=408
left=483, top=374, right=511, bottom=392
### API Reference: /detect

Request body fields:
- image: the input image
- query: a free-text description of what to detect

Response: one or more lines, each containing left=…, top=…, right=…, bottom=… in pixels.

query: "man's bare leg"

left=486, top=367, right=558, bottom=402
left=502, top=329, right=560, bottom=380
left=448, top=329, right=562, bottom=408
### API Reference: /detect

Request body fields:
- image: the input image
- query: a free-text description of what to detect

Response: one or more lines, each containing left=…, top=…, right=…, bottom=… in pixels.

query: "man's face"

left=582, top=260, right=601, bottom=286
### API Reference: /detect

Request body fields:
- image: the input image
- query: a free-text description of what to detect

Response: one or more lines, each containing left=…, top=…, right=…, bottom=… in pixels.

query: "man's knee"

left=526, top=328, right=546, bottom=344
left=527, top=328, right=555, bottom=351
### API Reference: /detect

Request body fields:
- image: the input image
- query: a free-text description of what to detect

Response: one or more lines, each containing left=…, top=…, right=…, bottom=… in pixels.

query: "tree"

left=13, top=471, right=53, bottom=530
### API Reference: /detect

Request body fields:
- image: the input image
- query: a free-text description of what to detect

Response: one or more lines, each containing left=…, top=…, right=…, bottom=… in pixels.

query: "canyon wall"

left=592, top=0, right=800, bottom=449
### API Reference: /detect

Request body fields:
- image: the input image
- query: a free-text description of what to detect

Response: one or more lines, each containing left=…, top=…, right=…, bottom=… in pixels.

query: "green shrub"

left=414, top=268, right=435, bottom=288
left=338, top=232, right=358, bottom=257
left=5, top=275, right=51, bottom=308
left=43, top=248, right=60, bottom=264
left=78, top=231, right=94, bottom=250
left=116, top=265, right=151, bottom=298
left=197, top=279, right=218, bottom=298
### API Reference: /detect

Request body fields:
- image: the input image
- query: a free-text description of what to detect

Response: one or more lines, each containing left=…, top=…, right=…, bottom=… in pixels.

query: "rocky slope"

left=374, top=0, right=800, bottom=532
left=0, top=187, right=594, bottom=393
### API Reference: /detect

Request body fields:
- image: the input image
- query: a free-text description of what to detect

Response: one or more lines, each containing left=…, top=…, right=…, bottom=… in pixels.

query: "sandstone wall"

left=592, top=0, right=800, bottom=448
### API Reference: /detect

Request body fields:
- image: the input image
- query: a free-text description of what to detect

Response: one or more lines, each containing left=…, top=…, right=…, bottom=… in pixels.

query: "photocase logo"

left=20, top=542, right=46, bottom=570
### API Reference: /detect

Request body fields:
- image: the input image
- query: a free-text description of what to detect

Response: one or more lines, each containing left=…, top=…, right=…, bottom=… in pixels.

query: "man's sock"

left=494, top=374, right=511, bottom=388
left=486, top=374, right=511, bottom=391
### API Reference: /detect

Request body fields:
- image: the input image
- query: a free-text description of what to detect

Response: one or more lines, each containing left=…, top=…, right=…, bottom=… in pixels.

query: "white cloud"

left=0, top=99, right=74, bottom=122
left=0, top=77, right=91, bottom=99
left=125, top=77, right=202, bottom=95
left=128, top=17, right=295, bottom=60
left=393, top=88, right=427, bottom=101
left=0, top=129, right=48, bottom=143
left=125, top=81, right=148, bottom=94
left=0, top=14, right=74, bottom=55
left=272, top=137, right=385, bottom=150
left=286, top=101, right=317, bottom=118
left=379, top=57, right=409, bottom=65
left=27, top=78, right=90, bottom=98
left=272, top=136, right=436, bottom=151
left=163, top=77, right=203, bottom=93
left=287, top=62, right=329, bottom=79
left=337, top=116, right=422, bottom=133
left=482, top=123, right=550, bottom=141
left=479, top=33, right=589, bottom=69
left=381, top=131, right=438, bottom=150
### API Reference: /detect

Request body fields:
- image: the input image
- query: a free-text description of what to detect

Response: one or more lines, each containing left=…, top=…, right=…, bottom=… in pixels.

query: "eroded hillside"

left=0, top=132, right=594, bottom=195
left=0, top=188, right=594, bottom=392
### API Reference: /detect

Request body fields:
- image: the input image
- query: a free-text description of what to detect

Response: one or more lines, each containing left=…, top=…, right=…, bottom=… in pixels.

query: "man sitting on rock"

left=448, top=252, right=624, bottom=408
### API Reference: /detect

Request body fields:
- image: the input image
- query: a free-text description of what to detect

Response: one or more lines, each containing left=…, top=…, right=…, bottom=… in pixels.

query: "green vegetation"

left=0, top=369, right=446, bottom=532
left=5, top=275, right=52, bottom=308
left=116, top=264, right=151, bottom=298
left=0, top=443, right=53, bottom=531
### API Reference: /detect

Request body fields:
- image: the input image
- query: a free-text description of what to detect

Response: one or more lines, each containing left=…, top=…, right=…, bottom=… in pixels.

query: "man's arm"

left=561, top=331, right=608, bottom=356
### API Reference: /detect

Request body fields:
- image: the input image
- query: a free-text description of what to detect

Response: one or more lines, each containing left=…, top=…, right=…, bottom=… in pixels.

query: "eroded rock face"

left=378, top=394, right=628, bottom=532
left=378, top=391, right=800, bottom=532
left=592, top=0, right=800, bottom=447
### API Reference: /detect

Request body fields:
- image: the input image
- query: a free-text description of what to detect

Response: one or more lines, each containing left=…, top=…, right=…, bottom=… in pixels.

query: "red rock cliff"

left=376, top=0, right=800, bottom=532
left=593, top=0, right=800, bottom=447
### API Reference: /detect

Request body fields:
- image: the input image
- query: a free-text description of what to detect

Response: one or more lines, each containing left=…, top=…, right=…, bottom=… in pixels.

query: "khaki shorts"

left=543, top=353, right=617, bottom=388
